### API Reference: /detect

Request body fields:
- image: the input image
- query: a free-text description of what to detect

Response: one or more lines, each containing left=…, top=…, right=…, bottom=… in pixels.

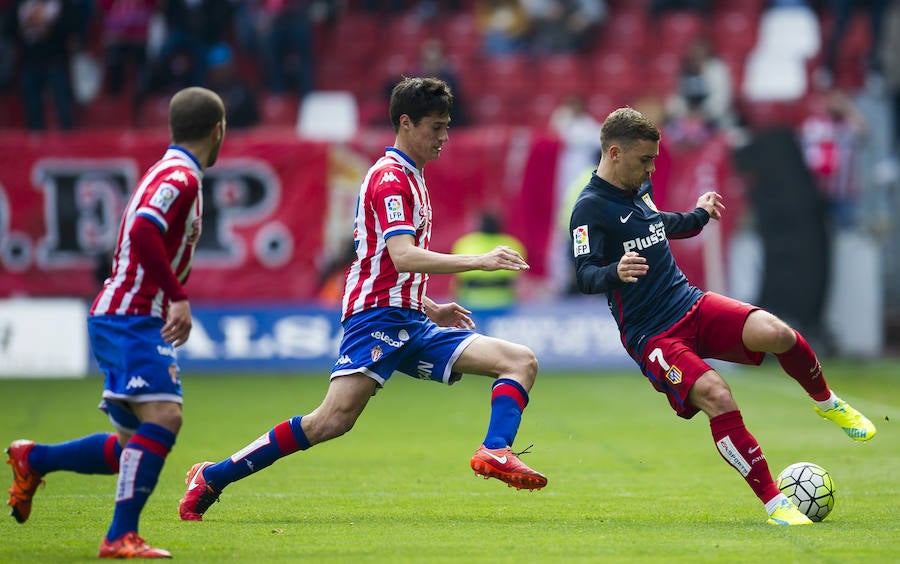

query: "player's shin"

left=709, top=410, right=781, bottom=504
left=482, top=379, right=529, bottom=449
left=202, top=415, right=310, bottom=489
left=106, top=423, right=174, bottom=541
left=776, top=330, right=830, bottom=401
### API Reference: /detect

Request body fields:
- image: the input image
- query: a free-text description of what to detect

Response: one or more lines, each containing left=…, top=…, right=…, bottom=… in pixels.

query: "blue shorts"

left=88, top=315, right=183, bottom=414
left=331, top=307, right=478, bottom=387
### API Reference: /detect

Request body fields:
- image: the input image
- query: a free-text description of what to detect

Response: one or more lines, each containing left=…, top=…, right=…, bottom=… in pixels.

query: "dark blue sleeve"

left=570, top=195, right=626, bottom=295
left=661, top=208, right=710, bottom=240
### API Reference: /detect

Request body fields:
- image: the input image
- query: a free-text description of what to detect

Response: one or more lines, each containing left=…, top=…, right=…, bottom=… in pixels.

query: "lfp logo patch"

left=384, top=195, right=405, bottom=222
left=150, top=183, right=179, bottom=213
left=573, top=225, right=590, bottom=257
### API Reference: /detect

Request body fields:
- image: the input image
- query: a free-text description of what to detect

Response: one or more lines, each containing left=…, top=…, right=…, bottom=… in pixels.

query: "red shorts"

left=640, top=292, right=764, bottom=419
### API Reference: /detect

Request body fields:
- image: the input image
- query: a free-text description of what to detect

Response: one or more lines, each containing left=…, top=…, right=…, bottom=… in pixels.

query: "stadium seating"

left=0, top=3, right=878, bottom=131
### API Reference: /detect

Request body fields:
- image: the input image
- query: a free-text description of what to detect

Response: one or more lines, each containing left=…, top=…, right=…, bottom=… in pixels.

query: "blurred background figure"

left=251, top=0, right=319, bottom=97
left=818, top=0, right=888, bottom=88
left=524, top=0, right=607, bottom=54
left=416, top=38, right=468, bottom=126
left=451, top=213, right=526, bottom=310
left=800, top=87, right=868, bottom=230
left=476, top=0, right=530, bottom=55
left=316, top=237, right=356, bottom=306
left=882, top=0, right=900, bottom=155
left=98, top=0, right=155, bottom=97
left=6, top=0, right=79, bottom=130
left=204, top=43, right=259, bottom=129
left=666, top=36, right=734, bottom=133
left=142, top=0, right=234, bottom=97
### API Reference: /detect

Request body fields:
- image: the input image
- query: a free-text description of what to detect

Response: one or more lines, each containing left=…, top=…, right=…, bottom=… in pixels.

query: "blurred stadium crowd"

left=0, top=0, right=896, bottom=135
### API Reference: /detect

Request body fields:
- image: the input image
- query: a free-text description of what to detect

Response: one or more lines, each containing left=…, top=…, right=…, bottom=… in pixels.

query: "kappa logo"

left=126, top=375, right=150, bottom=390
left=149, top=183, right=180, bottom=213
left=336, top=355, right=352, bottom=365
left=379, top=171, right=400, bottom=184
left=165, top=170, right=189, bottom=184
left=573, top=225, right=590, bottom=257
left=384, top=195, right=405, bottom=222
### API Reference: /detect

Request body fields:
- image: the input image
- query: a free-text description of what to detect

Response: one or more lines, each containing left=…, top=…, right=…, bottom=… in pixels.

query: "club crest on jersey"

left=573, top=225, right=590, bottom=257
left=641, top=193, right=659, bottom=212
left=150, top=183, right=179, bottom=213
left=370, top=345, right=383, bottom=362
left=384, top=195, right=405, bottom=222
left=666, top=365, right=683, bottom=384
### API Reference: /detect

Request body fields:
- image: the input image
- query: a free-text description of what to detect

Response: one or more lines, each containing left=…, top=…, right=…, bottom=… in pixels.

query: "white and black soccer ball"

left=776, top=462, right=836, bottom=522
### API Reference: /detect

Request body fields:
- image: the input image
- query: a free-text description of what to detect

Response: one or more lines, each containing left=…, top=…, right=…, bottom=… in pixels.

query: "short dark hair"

left=600, top=107, right=660, bottom=153
left=169, top=87, right=225, bottom=143
left=389, top=77, right=453, bottom=132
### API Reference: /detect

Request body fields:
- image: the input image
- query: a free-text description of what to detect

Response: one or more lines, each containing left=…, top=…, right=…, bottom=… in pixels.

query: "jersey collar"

left=385, top=147, right=417, bottom=172
left=166, top=144, right=203, bottom=172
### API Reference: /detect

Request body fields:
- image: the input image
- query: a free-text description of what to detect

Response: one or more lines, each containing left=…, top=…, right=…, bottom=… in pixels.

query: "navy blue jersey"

left=569, top=173, right=710, bottom=357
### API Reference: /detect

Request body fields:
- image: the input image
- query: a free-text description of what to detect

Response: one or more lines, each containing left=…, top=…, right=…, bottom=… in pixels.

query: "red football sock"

left=709, top=410, right=781, bottom=504
left=776, top=330, right=830, bottom=401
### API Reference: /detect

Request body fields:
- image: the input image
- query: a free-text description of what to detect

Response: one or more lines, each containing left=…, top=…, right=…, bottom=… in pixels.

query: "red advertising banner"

left=0, top=129, right=330, bottom=301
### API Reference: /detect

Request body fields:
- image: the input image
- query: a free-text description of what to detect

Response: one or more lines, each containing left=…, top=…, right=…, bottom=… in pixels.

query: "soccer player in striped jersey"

left=6, top=87, right=226, bottom=558
left=178, top=77, right=546, bottom=523
left=569, top=107, right=876, bottom=526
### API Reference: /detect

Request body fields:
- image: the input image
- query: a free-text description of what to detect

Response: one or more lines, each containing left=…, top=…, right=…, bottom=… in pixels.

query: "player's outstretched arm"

left=386, top=235, right=529, bottom=275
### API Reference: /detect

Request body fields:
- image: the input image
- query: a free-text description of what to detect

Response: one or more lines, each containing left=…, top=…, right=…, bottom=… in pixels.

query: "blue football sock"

left=106, top=423, right=175, bottom=541
left=28, top=433, right=121, bottom=475
left=204, top=416, right=310, bottom=490
left=483, top=379, right=529, bottom=449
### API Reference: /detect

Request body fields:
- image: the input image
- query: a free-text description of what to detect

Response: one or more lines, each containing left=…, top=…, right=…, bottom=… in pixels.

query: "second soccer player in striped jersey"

left=6, top=87, right=227, bottom=557
left=178, top=77, right=547, bottom=523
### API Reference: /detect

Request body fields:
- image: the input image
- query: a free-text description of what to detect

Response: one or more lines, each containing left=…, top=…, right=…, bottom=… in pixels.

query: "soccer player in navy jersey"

left=6, top=87, right=226, bottom=558
left=569, top=107, right=876, bottom=526
left=178, top=76, right=546, bottom=523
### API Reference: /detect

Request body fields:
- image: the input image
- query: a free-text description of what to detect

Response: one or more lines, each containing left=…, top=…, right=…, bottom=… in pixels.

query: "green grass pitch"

left=1, top=360, right=897, bottom=563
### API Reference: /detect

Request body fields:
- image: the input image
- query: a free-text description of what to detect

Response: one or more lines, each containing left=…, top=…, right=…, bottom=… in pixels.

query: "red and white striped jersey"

left=341, top=148, right=432, bottom=321
left=91, top=146, right=204, bottom=318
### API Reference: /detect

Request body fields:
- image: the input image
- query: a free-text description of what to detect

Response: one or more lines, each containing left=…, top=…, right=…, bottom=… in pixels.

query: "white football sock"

left=814, top=392, right=838, bottom=411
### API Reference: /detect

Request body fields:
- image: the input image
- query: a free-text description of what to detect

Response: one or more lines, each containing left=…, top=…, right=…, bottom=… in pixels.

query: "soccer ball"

left=776, top=462, right=835, bottom=522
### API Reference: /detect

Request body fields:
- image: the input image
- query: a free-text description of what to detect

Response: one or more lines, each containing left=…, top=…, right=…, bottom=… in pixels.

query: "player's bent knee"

left=506, top=344, right=538, bottom=389
left=307, top=411, right=358, bottom=443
